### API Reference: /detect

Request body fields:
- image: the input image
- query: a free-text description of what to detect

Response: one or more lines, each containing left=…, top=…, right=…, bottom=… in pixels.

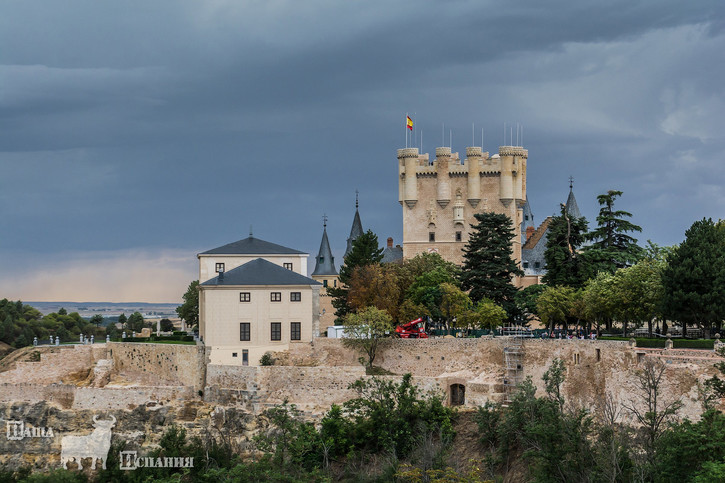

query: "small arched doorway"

left=450, top=384, right=465, bottom=406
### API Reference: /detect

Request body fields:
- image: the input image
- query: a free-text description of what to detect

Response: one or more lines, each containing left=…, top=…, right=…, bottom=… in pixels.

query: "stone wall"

left=0, top=345, right=107, bottom=384
left=108, top=342, right=206, bottom=390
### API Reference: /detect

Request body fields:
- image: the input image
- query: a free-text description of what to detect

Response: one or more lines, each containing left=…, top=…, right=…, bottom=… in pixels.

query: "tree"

left=117, top=313, right=127, bottom=330
left=459, top=299, right=507, bottom=331
left=584, top=190, right=643, bottom=273
left=537, top=285, right=576, bottom=333
left=329, top=230, right=384, bottom=322
left=342, top=306, right=394, bottom=371
left=612, top=259, right=664, bottom=337
left=582, top=271, right=616, bottom=335
left=438, top=283, right=471, bottom=329
left=176, top=280, right=200, bottom=328
left=127, top=312, right=145, bottom=332
left=346, top=264, right=401, bottom=321
left=662, top=219, right=725, bottom=338
left=159, top=318, right=174, bottom=332
left=514, top=284, right=546, bottom=325
left=460, top=212, right=523, bottom=319
left=542, top=205, right=590, bottom=288
left=89, top=314, right=104, bottom=328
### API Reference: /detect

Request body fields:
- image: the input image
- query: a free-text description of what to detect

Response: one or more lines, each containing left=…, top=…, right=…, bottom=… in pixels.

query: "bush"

left=260, top=352, right=275, bottom=366
left=674, top=339, right=714, bottom=349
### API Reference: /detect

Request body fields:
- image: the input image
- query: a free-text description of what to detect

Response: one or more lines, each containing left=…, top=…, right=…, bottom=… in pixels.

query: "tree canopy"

left=460, top=212, right=523, bottom=319
left=584, top=190, right=643, bottom=272
left=176, top=280, right=200, bottom=328
left=542, top=205, right=590, bottom=288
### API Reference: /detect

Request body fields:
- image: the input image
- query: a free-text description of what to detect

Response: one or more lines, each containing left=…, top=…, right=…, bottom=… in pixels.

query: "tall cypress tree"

left=329, top=230, right=384, bottom=322
left=460, top=212, right=523, bottom=319
left=584, top=190, right=642, bottom=272
left=542, top=205, right=590, bottom=288
left=661, top=218, right=725, bottom=337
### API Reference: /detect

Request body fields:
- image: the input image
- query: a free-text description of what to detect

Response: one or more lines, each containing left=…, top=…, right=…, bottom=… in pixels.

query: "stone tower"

left=397, top=144, right=528, bottom=268
left=311, top=218, right=339, bottom=335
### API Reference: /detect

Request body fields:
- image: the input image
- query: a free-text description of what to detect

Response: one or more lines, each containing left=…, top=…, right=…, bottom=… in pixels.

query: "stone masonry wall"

left=0, top=345, right=106, bottom=384
left=108, top=342, right=206, bottom=390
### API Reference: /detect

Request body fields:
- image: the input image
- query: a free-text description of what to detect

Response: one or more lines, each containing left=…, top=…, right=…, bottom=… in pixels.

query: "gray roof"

left=201, top=258, right=321, bottom=286
left=565, top=187, right=582, bottom=219
left=521, top=198, right=535, bottom=244
left=381, top=245, right=403, bottom=264
left=200, top=236, right=306, bottom=256
left=312, top=226, right=338, bottom=276
left=345, top=209, right=363, bottom=256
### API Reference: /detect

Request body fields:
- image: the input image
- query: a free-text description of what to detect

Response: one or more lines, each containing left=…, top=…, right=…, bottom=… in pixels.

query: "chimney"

left=387, top=237, right=394, bottom=248
left=526, top=226, right=535, bottom=241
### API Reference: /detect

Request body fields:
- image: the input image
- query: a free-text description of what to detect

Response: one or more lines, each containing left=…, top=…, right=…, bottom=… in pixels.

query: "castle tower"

left=398, top=143, right=527, bottom=272
left=311, top=217, right=339, bottom=336
left=565, top=177, right=582, bottom=219
left=345, top=193, right=364, bottom=257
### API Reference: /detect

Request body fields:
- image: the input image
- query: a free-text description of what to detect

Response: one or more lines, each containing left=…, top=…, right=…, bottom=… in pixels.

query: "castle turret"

left=435, top=147, right=451, bottom=207
left=397, top=148, right=419, bottom=208
left=565, top=178, right=582, bottom=219
left=465, top=146, right=482, bottom=207
left=345, top=194, right=364, bottom=257
left=312, top=219, right=337, bottom=277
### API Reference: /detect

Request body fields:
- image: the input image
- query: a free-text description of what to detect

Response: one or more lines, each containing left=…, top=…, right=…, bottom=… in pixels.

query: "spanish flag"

left=406, top=115, right=413, bottom=131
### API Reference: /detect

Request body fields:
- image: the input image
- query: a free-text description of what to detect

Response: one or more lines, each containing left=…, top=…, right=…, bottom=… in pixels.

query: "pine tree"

left=460, top=212, right=523, bottom=320
left=542, top=205, right=590, bottom=288
left=329, top=230, right=384, bottom=322
left=661, top=218, right=725, bottom=337
left=584, top=190, right=642, bottom=272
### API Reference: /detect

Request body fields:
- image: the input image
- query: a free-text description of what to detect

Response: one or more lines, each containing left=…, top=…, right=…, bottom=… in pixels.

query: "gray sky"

left=1, top=0, right=723, bottom=302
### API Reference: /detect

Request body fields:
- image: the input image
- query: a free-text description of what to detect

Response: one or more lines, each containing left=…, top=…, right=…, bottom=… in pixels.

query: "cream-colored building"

left=397, top=145, right=528, bottom=278
left=198, top=237, right=320, bottom=366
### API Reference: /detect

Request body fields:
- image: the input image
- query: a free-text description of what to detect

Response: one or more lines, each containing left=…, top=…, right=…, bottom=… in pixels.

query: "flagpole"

left=405, top=112, right=408, bottom=148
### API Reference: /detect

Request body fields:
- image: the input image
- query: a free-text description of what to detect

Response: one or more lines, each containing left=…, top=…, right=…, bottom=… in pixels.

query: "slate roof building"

left=197, top=235, right=320, bottom=366
left=521, top=180, right=583, bottom=283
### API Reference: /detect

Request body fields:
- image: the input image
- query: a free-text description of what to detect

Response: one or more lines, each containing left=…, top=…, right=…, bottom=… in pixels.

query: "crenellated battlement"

left=498, top=146, right=528, bottom=158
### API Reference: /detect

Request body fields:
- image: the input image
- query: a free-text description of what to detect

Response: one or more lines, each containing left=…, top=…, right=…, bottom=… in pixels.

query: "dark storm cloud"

left=0, top=0, right=723, bottom=301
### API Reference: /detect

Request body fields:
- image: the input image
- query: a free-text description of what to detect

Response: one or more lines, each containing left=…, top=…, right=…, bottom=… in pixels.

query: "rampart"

left=108, top=342, right=206, bottom=390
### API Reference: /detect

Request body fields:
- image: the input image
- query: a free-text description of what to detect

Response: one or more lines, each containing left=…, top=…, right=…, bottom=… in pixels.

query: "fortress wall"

left=73, top=386, right=195, bottom=410
left=108, top=342, right=205, bottom=390
left=0, top=383, right=77, bottom=409
left=0, top=345, right=104, bottom=384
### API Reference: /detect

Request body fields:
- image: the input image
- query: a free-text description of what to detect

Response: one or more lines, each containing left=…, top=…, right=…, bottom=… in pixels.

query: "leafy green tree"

left=127, top=312, right=145, bottom=332
left=89, top=314, right=104, bottom=328
left=582, top=271, right=616, bottom=334
left=159, top=318, right=174, bottom=332
left=176, top=280, right=200, bottom=328
left=612, top=259, right=664, bottom=337
left=439, top=283, right=471, bottom=329
left=342, top=306, right=394, bottom=371
left=460, top=212, right=523, bottom=319
left=117, top=313, right=127, bottom=330
left=542, top=205, right=590, bottom=288
left=514, top=284, right=546, bottom=325
left=537, top=285, right=576, bottom=333
left=329, top=230, right=384, bottom=322
left=459, top=299, right=507, bottom=331
left=662, top=218, right=725, bottom=338
left=584, top=190, right=643, bottom=273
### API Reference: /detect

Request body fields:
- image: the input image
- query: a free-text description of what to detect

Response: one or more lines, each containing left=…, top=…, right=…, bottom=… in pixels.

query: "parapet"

left=498, top=146, right=528, bottom=158
left=397, top=148, right=420, bottom=159
left=466, top=146, right=482, bottom=157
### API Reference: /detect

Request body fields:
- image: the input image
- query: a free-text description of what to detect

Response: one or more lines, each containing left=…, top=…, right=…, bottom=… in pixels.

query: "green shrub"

left=674, top=339, right=714, bottom=349
left=260, top=352, right=275, bottom=366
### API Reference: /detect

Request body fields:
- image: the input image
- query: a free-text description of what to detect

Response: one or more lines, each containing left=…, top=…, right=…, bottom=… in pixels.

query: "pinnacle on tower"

left=312, top=215, right=337, bottom=276
left=565, top=176, right=582, bottom=219
left=345, top=192, right=364, bottom=257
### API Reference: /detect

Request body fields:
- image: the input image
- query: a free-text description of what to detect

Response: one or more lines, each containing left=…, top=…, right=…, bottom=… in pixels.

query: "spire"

left=312, top=215, right=337, bottom=276
left=565, top=177, right=582, bottom=219
left=345, top=193, right=364, bottom=257
left=521, top=197, right=535, bottom=243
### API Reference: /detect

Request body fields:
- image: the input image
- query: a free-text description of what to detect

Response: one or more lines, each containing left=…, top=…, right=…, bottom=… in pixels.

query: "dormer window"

left=284, top=263, right=293, bottom=270
left=215, top=263, right=225, bottom=273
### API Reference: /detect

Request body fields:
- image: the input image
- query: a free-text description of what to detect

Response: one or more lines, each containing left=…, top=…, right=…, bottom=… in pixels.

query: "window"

left=429, top=232, right=435, bottom=242
left=215, top=262, right=225, bottom=273
left=455, top=231, right=462, bottom=242
left=271, top=322, right=281, bottom=341
left=242, top=350, right=248, bottom=366
left=523, top=261, right=529, bottom=269
left=240, top=323, right=250, bottom=341
left=240, top=292, right=251, bottom=302
left=334, top=280, right=337, bottom=287
left=271, top=292, right=281, bottom=302
left=291, top=322, right=301, bottom=341
left=534, top=262, right=541, bottom=269
left=290, top=292, right=301, bottom=302
left=284, top=262, right=293, bottom=270
left=323, top=279, right=328, bottom=288
left=232, top=352, right=238, bottom=358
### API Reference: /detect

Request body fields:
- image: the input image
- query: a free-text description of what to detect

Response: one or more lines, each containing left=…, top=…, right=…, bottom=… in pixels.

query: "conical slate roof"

left=345, top=196, right=364, bottom=257
left=565, top=185, right=582, bottom=219
left=312, top=224, right=337, bottom=276
left=521, top=198, right=535, bottom=243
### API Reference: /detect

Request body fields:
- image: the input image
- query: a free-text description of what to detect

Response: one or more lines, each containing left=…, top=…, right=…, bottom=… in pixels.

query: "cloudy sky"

left=1, top=0, right=723, bottom=303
